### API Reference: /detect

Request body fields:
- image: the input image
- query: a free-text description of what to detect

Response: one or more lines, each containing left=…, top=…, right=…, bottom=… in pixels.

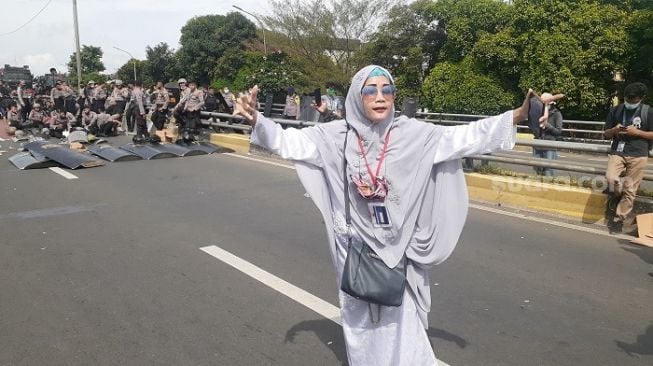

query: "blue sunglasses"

left=361, top=84, right=396, bottom=97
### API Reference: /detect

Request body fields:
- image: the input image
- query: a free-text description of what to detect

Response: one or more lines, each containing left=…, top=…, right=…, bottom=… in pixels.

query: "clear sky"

left=0, top=0, right=271, bottom=76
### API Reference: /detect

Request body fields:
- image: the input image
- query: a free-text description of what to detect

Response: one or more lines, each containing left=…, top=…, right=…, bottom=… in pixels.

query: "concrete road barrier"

left=210, top=133, right=250, bottom=154
left=465, top=173, right=607, bottom=222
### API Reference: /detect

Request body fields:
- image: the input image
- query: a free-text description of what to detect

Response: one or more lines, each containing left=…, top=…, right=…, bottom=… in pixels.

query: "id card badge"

left=368, top=202, right=392, bottom=228
left=617, top=141, right=626, bottom=153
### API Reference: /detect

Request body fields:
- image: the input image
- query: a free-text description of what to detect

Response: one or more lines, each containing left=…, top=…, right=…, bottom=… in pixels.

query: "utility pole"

left=72, top=0, right=82, bottom=89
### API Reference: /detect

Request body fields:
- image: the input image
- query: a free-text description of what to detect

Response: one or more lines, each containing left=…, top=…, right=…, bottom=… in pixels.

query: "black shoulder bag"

left=339, top=122, right=407, bottom=308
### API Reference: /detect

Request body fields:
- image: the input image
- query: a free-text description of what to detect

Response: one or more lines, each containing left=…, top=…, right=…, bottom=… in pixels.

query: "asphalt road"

left=0, top=136, right=651, bottom=366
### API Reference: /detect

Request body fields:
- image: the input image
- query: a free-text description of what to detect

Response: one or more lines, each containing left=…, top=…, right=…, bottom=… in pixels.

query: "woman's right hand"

left=233, top=85, right=260, bottom=126
left=312, top=101, right=328, bottom=115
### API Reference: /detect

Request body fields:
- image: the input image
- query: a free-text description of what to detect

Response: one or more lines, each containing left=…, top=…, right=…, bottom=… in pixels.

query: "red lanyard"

left=354, top=127, right=392, bottom=187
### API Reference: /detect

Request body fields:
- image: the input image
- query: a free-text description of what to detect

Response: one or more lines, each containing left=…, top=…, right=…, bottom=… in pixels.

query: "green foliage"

left=511, top=1, right=630, bottom=119
left=80, top=72, right=107, bottom=85
left=66, top=72, right=107, bottom=88
left=211, top=51, right=302, bottom=94
left=353, top=0, right=437, bottom=70
left=115, top=59, right=147, bottom=84
left=626, top=10, right=653, bottom=87
left=176, top=12, right=257, bottom=85
left=470, top=27, right=520, bottom=83
left=212, top=48, right=248, bottom=83
left=377, top=0, right=643, bottom=119
left=393, top=47, right=426, bottom=106
left=248, top=51, right=301, bottom=94
left=143, top=42, right=176, bottom=84
left=426, top=0, right=511, bottom=63
left=422, top=59, right=515, bottom=115
left=67, top=45, right=105, bottom=86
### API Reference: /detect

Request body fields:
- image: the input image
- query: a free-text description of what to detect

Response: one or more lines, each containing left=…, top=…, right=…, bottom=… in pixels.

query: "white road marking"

left=469, top=203, right=631, bottom=240
left=201, top=245, right=340, bottom=323
left=0, top=204, right=105, bottom=221
left=225, top=152, right=295, bottom=170
left=49, top=167, right=78, bottom=180
left=200, top=244, right=451, bottom=366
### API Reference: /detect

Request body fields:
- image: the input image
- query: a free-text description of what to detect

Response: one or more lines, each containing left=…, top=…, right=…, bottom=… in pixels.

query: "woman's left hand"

left=513, top=90, right=565, bottom=125
left=232, top=85, right=260, bottom=126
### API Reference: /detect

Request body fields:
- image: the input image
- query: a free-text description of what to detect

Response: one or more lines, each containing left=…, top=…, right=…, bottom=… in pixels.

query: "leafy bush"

left=422, top=58, right=515, bottom=114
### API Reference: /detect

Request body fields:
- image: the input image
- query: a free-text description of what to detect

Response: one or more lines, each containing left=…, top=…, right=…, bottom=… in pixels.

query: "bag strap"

left=641, top=104, right=649, bottom=126
left=343, top=121, right=351, bottom=240
left=641, top=104, right=651, bottom=151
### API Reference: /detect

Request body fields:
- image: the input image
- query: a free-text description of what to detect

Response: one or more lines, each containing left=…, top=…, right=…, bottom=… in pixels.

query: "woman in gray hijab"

left=233, top=65, right=560, bottom=366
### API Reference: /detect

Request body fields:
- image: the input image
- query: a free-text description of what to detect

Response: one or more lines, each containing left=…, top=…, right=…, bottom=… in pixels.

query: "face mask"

left=624, top=101, right=641, bottom=110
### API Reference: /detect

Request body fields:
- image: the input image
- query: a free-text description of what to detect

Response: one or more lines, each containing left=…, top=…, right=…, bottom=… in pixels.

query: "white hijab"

left=294, top=65, right=469, bottom=325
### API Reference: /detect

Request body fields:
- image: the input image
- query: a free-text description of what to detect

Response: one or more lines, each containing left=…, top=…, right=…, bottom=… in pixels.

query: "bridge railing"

left=200, top=111, right=653, bottom=182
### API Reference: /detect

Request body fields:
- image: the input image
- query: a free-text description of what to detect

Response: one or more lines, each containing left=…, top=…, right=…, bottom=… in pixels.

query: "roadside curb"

left=210, top=133, right=250, bottom=154
left=465, top=173, right=606, bottom=222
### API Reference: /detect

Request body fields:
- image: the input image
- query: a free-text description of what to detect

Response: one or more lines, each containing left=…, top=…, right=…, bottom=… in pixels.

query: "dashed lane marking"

left=49, top=167, right=78, bottom=180
left=200, top=244, right=451, bottom=366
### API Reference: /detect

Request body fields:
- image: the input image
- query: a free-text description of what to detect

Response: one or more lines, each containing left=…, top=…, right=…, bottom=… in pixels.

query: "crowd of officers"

left=2, top=78, right=236, bottom=142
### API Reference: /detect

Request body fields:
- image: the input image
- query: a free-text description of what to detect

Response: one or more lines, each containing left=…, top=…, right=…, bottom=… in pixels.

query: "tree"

left=510, top=0, right=631, bottom=118
left=176, top=13, right=257, bottom=85
left=408, top=0, right=637, bottom=119
left=425, top=0, right=511, bottom=63
left=626, top=9, right=653, bottom=87
left=247, top=51, right=301, bottom=94
left=422, top=58, right=515, bottom=115
left=352, top=0, right=444, bottom=103
left=67, top=45, right=105, bottom=86
left=264, top=0, right=399, bottom=79
left=143, top=42, right=176, bottom=84
left=115, top=59, right=146, bottom=84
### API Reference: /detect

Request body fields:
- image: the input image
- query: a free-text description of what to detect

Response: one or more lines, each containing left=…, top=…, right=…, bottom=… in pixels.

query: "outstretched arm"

left=233, top=86, right=323, bottom=166
left=433, top=90, right=564, bottom=164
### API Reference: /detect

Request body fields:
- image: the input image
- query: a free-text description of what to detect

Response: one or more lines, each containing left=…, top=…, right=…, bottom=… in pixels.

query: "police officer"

left=92, top=82, right=108, bottom=113
left=109, top=80, right=129, bottom=116
left=27, top=103, right=48, bottom=129
left=50, top=81, right=66, bottom=112
left=131, top=81, right=149, bottom=140
left=80, top=105, right=98, bottom=132
left=173, top=78, right=190, bottom=130
left=151, top=81, right=170, bottom=130
left=178, top=81, right=204, bottom=141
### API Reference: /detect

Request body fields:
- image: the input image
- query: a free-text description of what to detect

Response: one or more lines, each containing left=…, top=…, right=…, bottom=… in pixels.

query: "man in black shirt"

left=204, top=87, right=218, bottom=112
left=604, top=82, right=653, bottom=233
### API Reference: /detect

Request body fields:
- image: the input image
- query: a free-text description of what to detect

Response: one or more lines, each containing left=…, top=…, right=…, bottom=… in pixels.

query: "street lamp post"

left=232, top=5, right=267, bottom=55
left=113, top=46, right=137, bottom=81
left=72, top=0, right=82, bottom=89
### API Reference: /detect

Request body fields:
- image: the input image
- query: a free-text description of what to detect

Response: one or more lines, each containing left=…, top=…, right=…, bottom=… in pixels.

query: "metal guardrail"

left=200, top=111, right=653, bottom=182
left=415, top=111, right=607, bottom=140
left=260, top=106, right=609, bottom=140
